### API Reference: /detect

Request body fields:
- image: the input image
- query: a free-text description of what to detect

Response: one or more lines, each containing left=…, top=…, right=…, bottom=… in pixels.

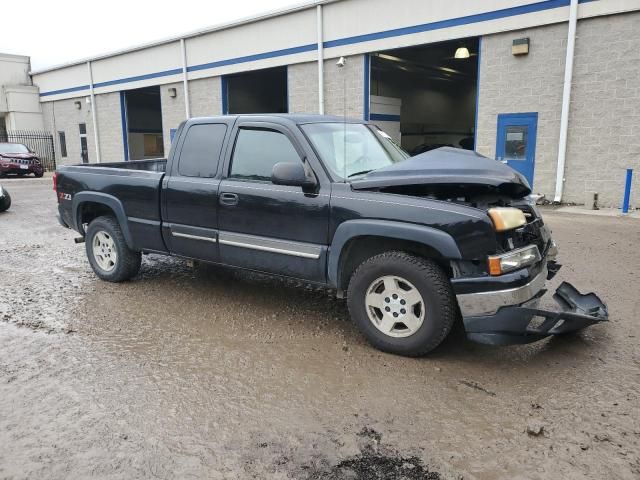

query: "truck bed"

left=73, top=158, right=167, bottom=172
left=56, top=159, right=168, bottom=253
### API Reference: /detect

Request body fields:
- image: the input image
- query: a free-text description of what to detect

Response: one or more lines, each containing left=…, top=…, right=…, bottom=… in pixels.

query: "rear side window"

left=230, top=128, right=300, bottom=181
left=178, top=124, right=227, bottom=178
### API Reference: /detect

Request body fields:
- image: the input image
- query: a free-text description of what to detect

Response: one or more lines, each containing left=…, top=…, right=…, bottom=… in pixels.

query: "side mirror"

left=271, top=162, right=317, bottom=189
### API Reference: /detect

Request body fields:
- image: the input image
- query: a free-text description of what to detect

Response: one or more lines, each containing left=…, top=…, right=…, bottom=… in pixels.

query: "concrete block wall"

left=476, top=23, right=566, bottom=199
left=160, top=82, right=187, bottom=155
left=41, top=96, right=96, bottom=166
left=288, top=62, right=319, bottom=114
left=477, top=13, right=640, bottom=207
left=94, top=92, right=124, bottom=163
left=564, top=11, right=640, bottom=208
left=323, top=55, right=365, bottom=119
left=189, top=77, right=223, bottom=118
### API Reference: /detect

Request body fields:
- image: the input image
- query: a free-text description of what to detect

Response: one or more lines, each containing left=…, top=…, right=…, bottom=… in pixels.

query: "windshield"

left=301, top=123, right=409, bottom=179
left=0, top=143, right=30, bottom=154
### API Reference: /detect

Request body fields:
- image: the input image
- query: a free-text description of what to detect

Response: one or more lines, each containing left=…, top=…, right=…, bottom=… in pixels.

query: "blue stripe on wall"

left=40, top=0, right=593, bottom=98
left=370, top=113, right=401, bottom=122
left=187, top=43, right=316, bottom=73
left=40, top=84, right=90, bottom=97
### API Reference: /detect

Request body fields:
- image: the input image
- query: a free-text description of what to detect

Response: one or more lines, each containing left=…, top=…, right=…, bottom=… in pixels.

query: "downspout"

left=317, top=4, right=324, bottom=115
left=554, top=0, right=578, bottom=203
left=87, top=61, right=101, bottom=163
left=180, top=38, right=191, bottom=119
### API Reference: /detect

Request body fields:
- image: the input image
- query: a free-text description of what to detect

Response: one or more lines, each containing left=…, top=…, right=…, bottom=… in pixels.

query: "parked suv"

left=54, top=115, right=607, bottom=356
left=0, top=143, right=45, bottom=177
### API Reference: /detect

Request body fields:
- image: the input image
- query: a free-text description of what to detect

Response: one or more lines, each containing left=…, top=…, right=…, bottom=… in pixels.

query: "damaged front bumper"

left=456, top=262, right=608, bottom=346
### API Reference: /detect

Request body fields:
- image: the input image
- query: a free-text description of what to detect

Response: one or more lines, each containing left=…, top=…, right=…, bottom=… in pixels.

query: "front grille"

left=4, top=158, right=34, bottom=165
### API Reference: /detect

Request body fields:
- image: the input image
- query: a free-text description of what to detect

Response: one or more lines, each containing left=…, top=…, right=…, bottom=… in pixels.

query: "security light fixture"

left=336, top=56, right=346, bottom=68
left=168, top=87, right=177, bottom=98
left=512, top=38, right=530, bottom=56
left=74, top=101, right=82, bottom=110
left=454, top=47, right=470, bottom=59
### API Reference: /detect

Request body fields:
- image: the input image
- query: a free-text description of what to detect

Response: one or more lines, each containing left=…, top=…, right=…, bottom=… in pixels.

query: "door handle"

left=219, top=192, right=239, bottom=206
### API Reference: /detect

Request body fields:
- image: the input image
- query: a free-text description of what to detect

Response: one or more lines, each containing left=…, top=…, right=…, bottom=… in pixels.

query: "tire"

left=0, top=191, right=10, bottom=212
left=34, top=171, right=44, bottom=178
left=85, top=215, right=141, bottom=282
left=347, top=251, right=457, bottom=357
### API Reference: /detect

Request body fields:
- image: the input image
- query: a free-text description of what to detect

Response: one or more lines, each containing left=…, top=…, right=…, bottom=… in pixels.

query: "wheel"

left=0, top=191, right=10, bottom=212
left=34, top=171, right=44, bottom=178
left=85, top=215, right=141, bottom=282
left=347, top=251, right=457, bottom=357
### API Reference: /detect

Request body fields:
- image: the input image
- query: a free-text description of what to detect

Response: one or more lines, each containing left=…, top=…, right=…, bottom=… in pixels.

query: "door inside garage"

left=369, top=38, right=479, bottom=155
left=223, top=66, right=288, bottom=114
left=123, top=86, right=164, bottom=161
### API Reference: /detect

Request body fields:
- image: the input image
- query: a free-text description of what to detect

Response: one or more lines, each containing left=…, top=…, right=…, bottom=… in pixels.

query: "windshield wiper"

left=347, top=169, right=374, bottom=178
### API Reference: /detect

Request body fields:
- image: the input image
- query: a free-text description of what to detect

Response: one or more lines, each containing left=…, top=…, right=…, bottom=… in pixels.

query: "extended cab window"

left=178, top=124, right=227, bottom=178
left=230, top=128, right=300, bottom=181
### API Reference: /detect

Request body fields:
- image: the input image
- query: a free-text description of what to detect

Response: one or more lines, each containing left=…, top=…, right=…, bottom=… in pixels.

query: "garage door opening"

left=123, top=86, right=164, bottom=161
left=369, top=38, right=479, bottom=155
left=223, top=66, right=288, bottom=114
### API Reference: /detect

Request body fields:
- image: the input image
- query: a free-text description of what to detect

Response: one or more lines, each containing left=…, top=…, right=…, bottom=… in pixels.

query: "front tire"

left=85, top=216, right=141, bottom=282
left=34, top=171, right=44, bottom=178
left=347, top=251, right=457, bottom=357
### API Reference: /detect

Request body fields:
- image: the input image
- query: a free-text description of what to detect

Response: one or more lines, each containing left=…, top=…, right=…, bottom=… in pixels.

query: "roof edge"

left=31, top=0, right=340, bottom=75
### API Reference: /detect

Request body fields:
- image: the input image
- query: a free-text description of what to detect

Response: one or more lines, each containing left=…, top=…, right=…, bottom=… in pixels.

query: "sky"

left=1, top=0, right=305, bottom=71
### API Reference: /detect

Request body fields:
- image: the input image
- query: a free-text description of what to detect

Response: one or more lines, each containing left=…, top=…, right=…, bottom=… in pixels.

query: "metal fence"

left=0, top=130, right=56, bottom=171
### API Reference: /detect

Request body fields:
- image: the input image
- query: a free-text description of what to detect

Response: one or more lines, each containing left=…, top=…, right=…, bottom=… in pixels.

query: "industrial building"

left=31, top=0, right=639, bottom=207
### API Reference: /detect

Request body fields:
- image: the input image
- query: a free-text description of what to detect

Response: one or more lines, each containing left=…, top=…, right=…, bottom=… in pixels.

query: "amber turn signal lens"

left=488, top=257, right=503, bottom=276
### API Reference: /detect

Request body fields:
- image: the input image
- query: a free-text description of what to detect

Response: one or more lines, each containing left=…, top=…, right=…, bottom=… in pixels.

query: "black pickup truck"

left=55, top=114, right=607, bottom=356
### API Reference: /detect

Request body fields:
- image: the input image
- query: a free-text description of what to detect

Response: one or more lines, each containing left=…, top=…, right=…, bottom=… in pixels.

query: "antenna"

left=337, top=56, right=347, bottom=182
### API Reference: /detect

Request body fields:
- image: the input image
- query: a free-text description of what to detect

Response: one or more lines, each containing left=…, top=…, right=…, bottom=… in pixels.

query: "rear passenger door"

left=217, top=121, right=330, bottom=282
left=162, top=120, right=232, bottom=262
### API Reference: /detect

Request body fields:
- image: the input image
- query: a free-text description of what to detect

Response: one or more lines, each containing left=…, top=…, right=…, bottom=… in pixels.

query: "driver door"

left=217, top=121, right=330, bottom=282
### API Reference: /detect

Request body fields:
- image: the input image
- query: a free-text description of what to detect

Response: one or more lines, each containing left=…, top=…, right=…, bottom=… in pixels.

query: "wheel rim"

left=92, top=230, right=117, bottom=272
left=365, top=275, right=425, bottom=338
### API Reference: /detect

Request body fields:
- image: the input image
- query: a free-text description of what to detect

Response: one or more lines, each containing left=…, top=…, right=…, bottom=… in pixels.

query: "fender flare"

left=327, top=219, right=462, bottom=288
left=72, top=192, right=135, bottom=249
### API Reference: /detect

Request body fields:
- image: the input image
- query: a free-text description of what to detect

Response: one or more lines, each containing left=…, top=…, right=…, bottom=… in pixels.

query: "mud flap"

left=465, top=281, right=608, bottom=346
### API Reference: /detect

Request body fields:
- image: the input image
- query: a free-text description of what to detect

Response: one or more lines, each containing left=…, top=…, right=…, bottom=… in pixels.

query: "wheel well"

left=337, top=236, right=452, bottom=291
left=77, top=202, right=116, bottom=234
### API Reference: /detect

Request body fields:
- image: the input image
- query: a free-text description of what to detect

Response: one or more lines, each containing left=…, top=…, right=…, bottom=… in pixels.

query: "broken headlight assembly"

left=488, top=245, right=541, bottom=276
left=487, top=207, right=526, bottom=231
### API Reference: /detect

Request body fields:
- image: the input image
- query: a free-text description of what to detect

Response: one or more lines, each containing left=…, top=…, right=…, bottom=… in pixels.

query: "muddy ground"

left=0, top=178, right=638, bottom=479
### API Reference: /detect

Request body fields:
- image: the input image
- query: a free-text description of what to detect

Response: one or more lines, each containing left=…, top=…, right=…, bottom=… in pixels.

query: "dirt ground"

left=0, top=178, right=638, bottom=480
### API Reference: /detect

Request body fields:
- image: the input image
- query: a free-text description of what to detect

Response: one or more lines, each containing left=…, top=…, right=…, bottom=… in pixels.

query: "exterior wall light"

left=74, top=101, right=82, bottom=110
left=512, top=38, right=530, bottom=56
left=168, top=87, right=177, bottom=98
left=454, top=47, right=470, bottom=59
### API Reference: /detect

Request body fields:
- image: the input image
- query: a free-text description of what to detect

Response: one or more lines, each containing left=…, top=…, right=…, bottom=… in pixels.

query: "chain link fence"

left=0, top=130, right=56, bottom=171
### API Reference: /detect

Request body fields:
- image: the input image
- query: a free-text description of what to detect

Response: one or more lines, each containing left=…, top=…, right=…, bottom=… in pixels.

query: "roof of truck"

left=187, top=114, right=364, bottom=125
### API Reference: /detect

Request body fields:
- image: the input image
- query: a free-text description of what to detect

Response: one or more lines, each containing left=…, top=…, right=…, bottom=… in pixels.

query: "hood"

left=351, top=147, right=531, bottom=198
left=0, top=152, right=39, bottom=161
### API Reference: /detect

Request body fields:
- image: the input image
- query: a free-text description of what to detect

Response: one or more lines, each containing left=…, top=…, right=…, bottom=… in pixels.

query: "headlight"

left=488, top=207, right=526, bottom=231
left=488, top=245, right=541, bottom=276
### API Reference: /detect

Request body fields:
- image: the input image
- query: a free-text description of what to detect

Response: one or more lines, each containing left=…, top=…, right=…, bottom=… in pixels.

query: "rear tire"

left=85, top=215, right=141, bottom=282
left=347, top=251, right=456, bottom=357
